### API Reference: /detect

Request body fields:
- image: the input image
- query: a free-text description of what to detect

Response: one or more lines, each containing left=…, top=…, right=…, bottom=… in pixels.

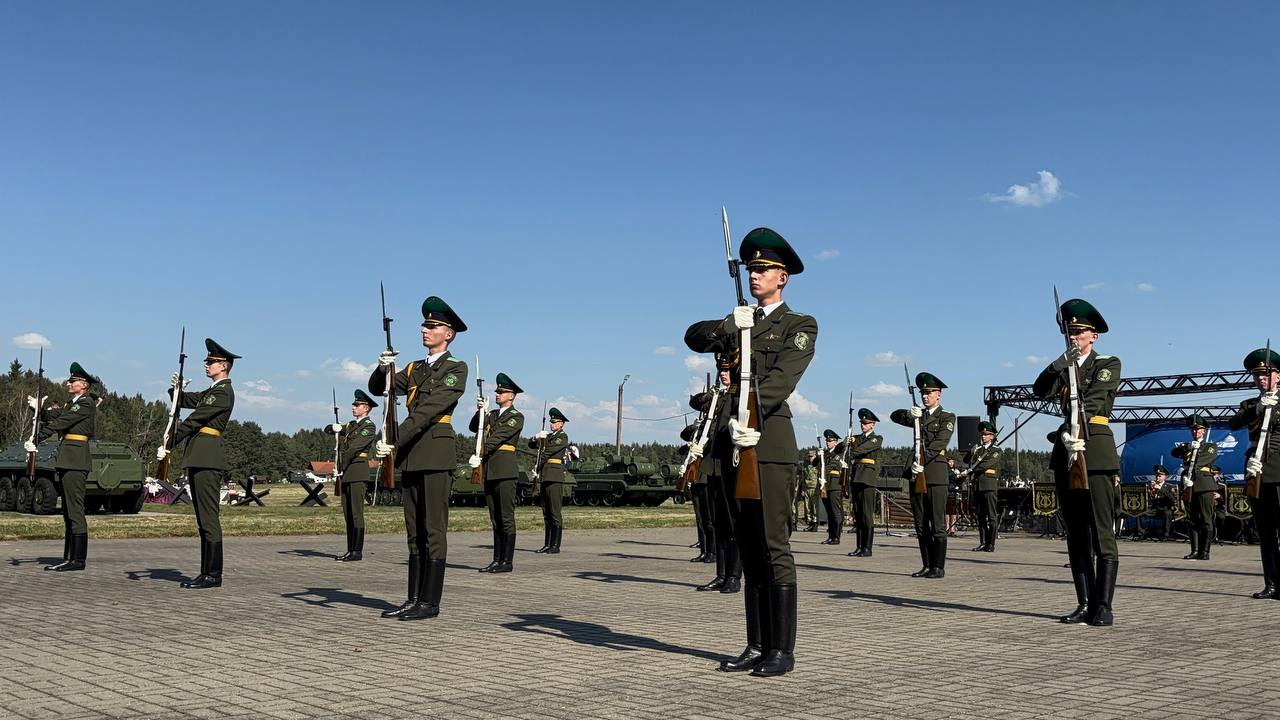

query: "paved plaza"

left=1, top=527, right=1276, bottom=720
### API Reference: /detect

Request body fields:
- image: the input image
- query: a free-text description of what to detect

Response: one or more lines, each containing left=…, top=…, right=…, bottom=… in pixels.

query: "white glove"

left=23, top=440, right=37, bottom=453
left=26, top=395, right=41, bottom=410
left=468, top=454, right=482, bottom=468
left=155, top=446, right=170, bottom=460
left=477, top=396, right=489, bottom=412
left=1190, top=440, right=1201, bottom=450
left=374, top=440, right=394, bottom=458
left=910, top=462, right=924, bottom=475
left=1060, top=431, right=1086, bottom=453
left=1261, top=392, right=1279, bottom=408
left=1181, top=478, right=1193, bottom=489
left=378, top=350, right=399, bottom=367
left=728, top=418, right=760, bottom=448
left=687, top=443, right=704, bottom=460
left=1247, top=457, right=1263, bottom=476
left=725, top=305, right=757, bottom=333
left=908, top=405, right=923, bottom=419
left=170, top=372, right=190, bottom=390
left=535, top=430, right=549, bottom=439
left=329, top=423, right=344, bottom=433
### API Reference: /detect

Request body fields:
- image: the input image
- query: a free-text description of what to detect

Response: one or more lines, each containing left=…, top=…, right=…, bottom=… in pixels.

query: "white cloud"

left=653, top=346, right=675, bottom=356
left=1137, top=282, right=1154, bottom=292
left=788, top=391, right=828, bottom=419
left=865, top=351, right=904, bottom=367
left=684, top=355, right=714, bottom=371
left=245, top=379, right=273, bottom=392
left=1082, top=282, right=1106, bottom=290
left=985, top=170, right=1064, bottom=207
left=296, top=369, right=313, bottom=378
left=1001, top=361, right=1015, bottom=368
left=239, top=392, right=289, bottom=410
left=1025, top=355, right=1050, bottom=365
left=12, top=332, right=51, bottom=350
left=632, top=393, right=664, bottom=407
left=862, top=382, right=906, bottom=398
left=323, top=357, right=374, bottom=382
left=815, top=249, right=840, bottom=261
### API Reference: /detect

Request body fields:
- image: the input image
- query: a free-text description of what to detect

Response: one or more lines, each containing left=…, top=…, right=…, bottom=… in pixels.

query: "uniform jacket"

left=821, top=444, right=846, bottom=487
left=964, top=443, right=1003, bottom=492
left=891, top=406, right=955, bottom=486
left=528, top=429, right=570, bottom=483
left=172, top=379, right=235, bottom=471
left=326, top=416, right=377, bottom=483
left=1170, top=441, right=1219, bottom=492
left=847, top=432, right=883, bottom=486
left=470, top=405, right=524, bottom=481
left=1228, top=396, right=1280, bottom=485
left=1033, top=351, right=1122, bottom=472
left=369, top=353, right=466, bottom=472
left=684, top=303, right=818, bottom=465
left=37, top=394, right=96, bottom=472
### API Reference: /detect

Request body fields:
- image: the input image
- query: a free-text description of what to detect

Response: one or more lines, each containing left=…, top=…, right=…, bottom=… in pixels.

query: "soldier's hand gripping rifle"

left=532, top=400, right=548, bottom=497
left=471, top=356, right=485, bottom=486
left=905, top=363, right=927, bottom=494
left=723, top=207, right=764, bottom=500
left=155, top=329, right=186, bottom=482
left=25, top=348, right=45, bottom=478
left=1246, top=339, right=1274, bottom=499
left=331, top=387, right=343, bottom=498
left=678, top=373, right=717, bottom=492
left=377, top=283, right=399, bottom=494
left=1055, top=287, right=1089, bottom=491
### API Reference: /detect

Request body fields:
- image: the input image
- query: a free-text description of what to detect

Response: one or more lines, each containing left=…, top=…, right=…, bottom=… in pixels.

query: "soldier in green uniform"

left=799, top=450, right=819, bottom=532
left=530, top=407, right=570, bottom=554
left=156, top=339, right=238, bottom=590
left=1145, top=465, right=1175, bottom=540
left=1033, top=298, right=1121, bottom=626
left=470, top=373, right=525, bottom=574
left=26, top=363, right=99, bottom=572
left=685, top=227, right=817, bottom=677
left=688, top=420, right=715, bottom=563
left=1171, top=414, right=1218, bottom=561
left=1227, top=347, right=1280, bottom=600
left=964, top=421, right=1003, bottom=553
left=819, top=429, right=845, bottom=545
left=688, top=354, right=743, bottom=594
left=892, top=373, right=955, bottom=579
left=325, top=389, right=379, bottom=562
left=845, top=408, right=882, bottom=558
left=369, top=296, right=467, bottom=620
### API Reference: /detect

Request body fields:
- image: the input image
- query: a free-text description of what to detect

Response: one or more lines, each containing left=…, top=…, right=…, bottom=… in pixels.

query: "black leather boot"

left=491, top=533, right=515, bottom=573
left=973, top=525, right=987, bottom=552
left=925, top=537, right=946, bottom=579
left=46, top=532, right=72, bottom=570
left=547, top=527, right=561, bottom=554
left=911, top=537, right=931, bottom=577
left=343, top=529, right=364, bottom=562
left=1183, top=529, right=1200, bottom=560
left=697, top=540, right=727, bottom=591
left=1088, top=558, right=1118, bottom=626
left=400, top=559, right=444, bottom=620
left=181, top=539, right=210, bottom=588
left=1253, top=546, right=1276, bottom=599
left=985, top=522, right=997, bottom=552
left=383, top=556, right=420, bottom=618
left=480, top=532, right=502, bottom=572
left=720, top=584, right=766, bottom=672
left=188, top=542, right=223, bottom=589
left=53, top=533, right=87, bottom=572
left=751, top=584, right=797, bottom=677
left=1060, top=549, right=1093, bottom=623
left=721, top=541, right=742, bottom=593
left=336, top=525, right=353, bottom=561
left=535, top=526, right=551, bottom=553
left=863, top=526, right=873, bottom=557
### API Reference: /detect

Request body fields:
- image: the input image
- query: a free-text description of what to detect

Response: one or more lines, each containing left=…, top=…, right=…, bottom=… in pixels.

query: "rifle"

left=1246, top=338, right=1273, bottom=499
left=377, top=283, right=399, bottom=494
left=1055, top=287, right=1090, bottom=491
left=331, top=387, right=343, bottom=498
left=532, top=400, right=548, bottom=497
left=25, top=348, right=44, bottom=477
left=842, top=390, right=854, bottom=494
left=677, top=374, right=717, bottom=493
left=155, top=328, right=186, bottom=482
left=1179, top=427, right=1207, bottom=505
left=955, top=411, right=1040, bottom=483
left=817, top=426, right=827, bottom=499
left=471, top=356, right=485, bottom=486
left=905, top=363, right=927, bottom=494
left=723, top=207, right=763, bottom=500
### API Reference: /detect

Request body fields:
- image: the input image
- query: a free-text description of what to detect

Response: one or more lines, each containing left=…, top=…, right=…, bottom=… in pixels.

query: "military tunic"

left=369, top=353, right=466, bottom=561
left=530, top=428, right=570, bottom=532
left=820, top=444, right=846, bottom=543
left=964, top=442, right=1003, bottom=545
left=1171, top=440, right=1219, bottom=550
left=891, top=406, right=955, bottom=547
left=173, top=379, right=235, bottom=543
left=847, top=431, right=883, bottom=549
left=37, top=395, right=96, bottom=536
left=1228, top=396, right=1280, bottom=590
left=326, top=416, right=377, bottom=531
left=470, top=406, right=525, bottom=539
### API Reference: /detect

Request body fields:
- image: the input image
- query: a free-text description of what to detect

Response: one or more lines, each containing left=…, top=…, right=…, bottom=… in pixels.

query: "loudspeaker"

left=957, top=415, right=981, bottom=452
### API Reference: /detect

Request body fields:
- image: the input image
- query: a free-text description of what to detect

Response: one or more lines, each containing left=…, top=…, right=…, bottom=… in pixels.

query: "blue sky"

left=3, top=3, right=1277, bottom=448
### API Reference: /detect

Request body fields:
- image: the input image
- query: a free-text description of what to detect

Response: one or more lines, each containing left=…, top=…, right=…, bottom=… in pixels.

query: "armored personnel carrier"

left=0, top=441, right=147, bottom=515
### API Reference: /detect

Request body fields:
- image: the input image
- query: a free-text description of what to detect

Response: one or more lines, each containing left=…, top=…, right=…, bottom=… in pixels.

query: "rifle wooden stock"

left=155, top=455, right=172, bottom=483
left=732, top=390, right=761, bottom=500
left=678, top=459, right=700, bottom=493
left=913, top=439, right=926, bottom=494
left=26, top=453, right=36, bottom=478
left=1246, top=472, right=1261, bottom=499
left=1068, top=452, right=1089, bottom=491
left=471, top=465, right=483, bottom=486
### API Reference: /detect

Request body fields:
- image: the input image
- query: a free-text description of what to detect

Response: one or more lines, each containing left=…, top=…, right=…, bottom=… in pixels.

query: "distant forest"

left=2, top=357, right=1053, bottom=482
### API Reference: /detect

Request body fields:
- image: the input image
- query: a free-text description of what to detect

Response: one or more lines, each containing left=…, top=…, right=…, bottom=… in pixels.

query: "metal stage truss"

left=984, top=369, right=1256, bottom=424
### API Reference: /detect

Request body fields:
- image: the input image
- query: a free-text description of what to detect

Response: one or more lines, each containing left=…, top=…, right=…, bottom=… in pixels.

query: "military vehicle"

left=0, top=440, right=147, bottom=515
left=567, top=455, right=685, bottom=507
left=448, top=466, right=574, bottom=506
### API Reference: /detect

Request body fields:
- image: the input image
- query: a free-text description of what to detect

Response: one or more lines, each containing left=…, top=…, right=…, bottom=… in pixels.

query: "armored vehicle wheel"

left=31, top=477, right=58, bottom=515
left=602, top=491, right=624, bottom=507
left=672, top=494, right=685, bottom=505
left=391, top=489, right=403, bottom=505
left=586, top=495, right=600, bottom=506
left=0, top=476, right=15, bottom=511
left=377, top=489, right=393, bottom=505
left=15, top=477, right=34, bottom=513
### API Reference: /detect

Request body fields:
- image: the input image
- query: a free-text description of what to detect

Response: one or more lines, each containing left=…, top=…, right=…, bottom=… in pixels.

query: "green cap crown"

left=549, top=407, right=568, bottom=423
left=915, top=372, right=946, bottom=391
left=978, top=421, right=997, bottom=435
left=421, top=295, right=467, bottom=333
left=1186, top=414, right=1207, bottom=429
left=204, top=338, right=241, bottom=363
left=858, top=408, right=879, bottom=423
left=353, top=389, right=378, bottom=408
left=822, top=429, right=839, bottom=441
left=1059, top=298, right=1108, bottom=334
left=1153, top=464, right=1169, bottom=475
left=495, top=373, right=522, bottom=394
left=1243, top=347, right=1280, bottom=373
left=741, top=227, right=804, bottom=274
left=67, top=362, right=97, bottom=384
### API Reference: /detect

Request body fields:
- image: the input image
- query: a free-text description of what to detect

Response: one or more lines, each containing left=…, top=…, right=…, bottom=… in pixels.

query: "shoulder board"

left=784, top=311, right=811, bottom=318
left=1095, top=354, right=1114, bottom=360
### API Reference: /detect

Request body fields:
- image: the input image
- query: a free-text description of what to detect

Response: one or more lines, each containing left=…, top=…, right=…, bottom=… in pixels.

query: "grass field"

left=0, top=484, right=698, bottom=541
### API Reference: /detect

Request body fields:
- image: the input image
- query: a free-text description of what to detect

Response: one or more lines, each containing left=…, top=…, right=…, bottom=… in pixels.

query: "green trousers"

left=190, top=468, right=224, bottom=543
left=850, top=483, right=875, bottom=534
left=910, top=485, right=947, bottom=542
left=540, top=481, right=564, bottom=531
left=1058, top=472, right=1118, bottom=562
left=403, top=470, right=451, bottom=560
left=975, top=489, right=998, bottom=529
left=731, top=462, right=796, bottom=586
left=1189, top=489, right=1215, bottom=542
left=57, top=469, right=88, bottom=535
left=342, top=481, right=369, bottom=531
left=485, top=478, right=517, bottom=535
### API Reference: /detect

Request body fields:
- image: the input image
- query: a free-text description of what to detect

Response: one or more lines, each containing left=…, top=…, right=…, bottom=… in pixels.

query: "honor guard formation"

left=14, top=217, right=1280, bottom=680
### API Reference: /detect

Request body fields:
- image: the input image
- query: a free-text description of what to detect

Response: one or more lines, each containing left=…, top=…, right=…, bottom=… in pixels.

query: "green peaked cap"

left=978, top=420, right=997, bottom=434
left=680, top=424, right=698, bottom=442
left=421, top=295, right=467, bottom=332
left=858, top=408, right=879, bottom=423
left=549, top=407, right=568, bottom=423
left=741, top=227, right=804, bottom=274
left=822, top=429, right=839, bottom=440
left=915, top=372, right=946, bottom=391
left=495, top=373, right=522, bottom=393
left=204, top=338, right=241, bottom=362
left=1186, top=413, right=1207, bottom=428
left=1243, top=347, right=1280, bottom=373
left=1153, top=464, right=1169, bottom=475
left=353, top=389, right=378, bottom=408
left=67, top=362, right=97, bottom=384
left=1059, top=298, right=1108, bottom=334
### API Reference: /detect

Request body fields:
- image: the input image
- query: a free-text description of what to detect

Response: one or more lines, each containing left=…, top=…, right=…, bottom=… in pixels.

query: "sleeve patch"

left=793, top=332, right=810, bottom=350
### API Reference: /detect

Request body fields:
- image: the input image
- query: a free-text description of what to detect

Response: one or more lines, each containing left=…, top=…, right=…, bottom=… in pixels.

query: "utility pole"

left=615, top=374, right=630, bottom=457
